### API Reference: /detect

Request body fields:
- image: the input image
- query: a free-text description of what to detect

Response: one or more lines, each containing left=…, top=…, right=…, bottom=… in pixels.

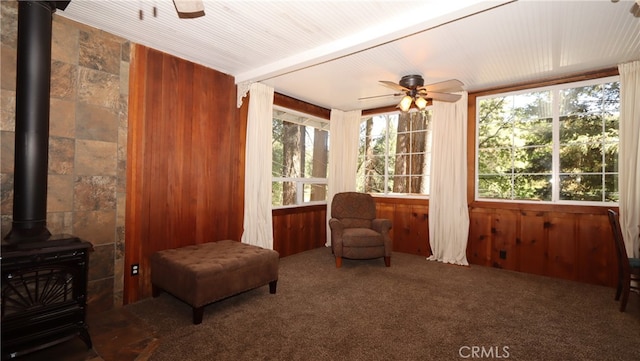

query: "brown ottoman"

left=150, top=240, right=279, bottom=324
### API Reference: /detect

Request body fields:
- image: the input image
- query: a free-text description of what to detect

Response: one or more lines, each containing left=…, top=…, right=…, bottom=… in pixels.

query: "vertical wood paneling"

left=546, top=212, right=577, bottom=281
left=492, top=209, right=518, bottom=270
left=374, top=199, right=430, bottom=257
left=468, top=208, right=492, bottom=266
left=124, top=44, right=148, bottom=304
left=576, top=213, right=614, bottom=286
left=272, top=205, right=326, bottom=257
left=392, top=204, right=413, bottom=254
left=518, top=210, right=546, bottom=276
left=125, top=45, right=242, bottom=303
left=411, top=205, right=430, bottom=256
left=466, top=205, right=616, bottom=287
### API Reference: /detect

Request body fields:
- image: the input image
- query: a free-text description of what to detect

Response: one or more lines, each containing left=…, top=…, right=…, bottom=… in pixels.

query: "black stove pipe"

left=4, top=1, right=69, bottom=244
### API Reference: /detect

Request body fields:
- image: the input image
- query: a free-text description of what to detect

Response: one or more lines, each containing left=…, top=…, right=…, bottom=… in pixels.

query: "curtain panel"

left=241, top=83, right=275, bottom=250
left=325, top=109, right=362, bottom=246
left=428, top=92, right=470, bottom=265
left=618, top=60, right=640, bottom=258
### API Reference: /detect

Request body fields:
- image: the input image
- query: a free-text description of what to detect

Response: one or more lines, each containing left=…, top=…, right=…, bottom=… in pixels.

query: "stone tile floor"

left=14, top=308, right=158, bottom=361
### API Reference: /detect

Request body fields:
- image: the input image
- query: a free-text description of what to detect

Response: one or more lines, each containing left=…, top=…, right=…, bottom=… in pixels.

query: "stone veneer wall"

left=0, top=1, right=129, bottom=313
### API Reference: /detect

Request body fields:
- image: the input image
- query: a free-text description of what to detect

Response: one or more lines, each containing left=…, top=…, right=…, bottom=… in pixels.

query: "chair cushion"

left=630, top=257, right=640, bottom=269
left=343, top=228, right=383, bottom=247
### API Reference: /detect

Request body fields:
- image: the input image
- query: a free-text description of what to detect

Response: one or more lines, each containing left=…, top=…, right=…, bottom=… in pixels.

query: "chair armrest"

left=329, top=218, right=345, bottom=256
left=372, top=218, right=392, bottom=233
left=328, top=218, right=344, bottom=232
left=372, top=218, right=393, bottom=257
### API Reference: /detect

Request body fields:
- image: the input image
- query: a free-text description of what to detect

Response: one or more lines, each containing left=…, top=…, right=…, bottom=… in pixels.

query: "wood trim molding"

left=274, top=92, right=330, bottom=120
left=470, top=67, right=619, bottom=97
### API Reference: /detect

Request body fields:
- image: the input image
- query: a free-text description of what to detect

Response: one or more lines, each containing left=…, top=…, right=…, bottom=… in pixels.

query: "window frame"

left=272, top=105, right=329, bottom=209
left=357, top=109, right=433, bottom=199
left=474, top=75, right=620, bottom=206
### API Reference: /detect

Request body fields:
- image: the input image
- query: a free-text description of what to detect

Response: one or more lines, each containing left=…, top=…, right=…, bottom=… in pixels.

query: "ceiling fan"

left=360, top=75, right=464, bottom=111
left=173, top=0, right=205, bottom=19
left=610, top=0, right=640, bottom=17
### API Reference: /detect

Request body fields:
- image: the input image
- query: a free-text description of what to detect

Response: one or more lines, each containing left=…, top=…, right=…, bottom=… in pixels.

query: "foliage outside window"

left=476, top=76, right=619, bottom=204
left=272, top=106, right=329, bottom=207
left=357, top=110, right=433, bottom=196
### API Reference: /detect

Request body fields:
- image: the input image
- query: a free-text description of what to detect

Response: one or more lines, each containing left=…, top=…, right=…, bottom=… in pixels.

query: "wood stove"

left=1, top=1, right=94, bottom=359
left=1, top=237, right=93, bottom=360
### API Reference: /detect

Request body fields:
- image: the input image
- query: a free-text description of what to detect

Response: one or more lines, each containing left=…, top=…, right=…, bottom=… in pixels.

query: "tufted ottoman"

left=150, top=240, right=279, bottom=324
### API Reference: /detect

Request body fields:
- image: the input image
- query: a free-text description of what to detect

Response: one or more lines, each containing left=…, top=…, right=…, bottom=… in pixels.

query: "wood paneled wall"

left=273, top=205, right=327, bottom=257
left=124, top=45, right=245, bottom=304
left=124, top=48, right=618, bottom=305
left=375, top=197, right=431, bottom=257
left=467, top=203, right=617, bottom=287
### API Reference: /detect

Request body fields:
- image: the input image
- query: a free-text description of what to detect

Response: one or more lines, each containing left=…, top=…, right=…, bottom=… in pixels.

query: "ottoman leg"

left=269, top=280, right=278, bottom=294
left=193, top=306, right=204, bottom=325
left=152, top=284, right=162, bottom=298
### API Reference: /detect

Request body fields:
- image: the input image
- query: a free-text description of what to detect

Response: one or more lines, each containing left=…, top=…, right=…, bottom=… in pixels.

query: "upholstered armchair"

left=329, top=192, right=392, bottom=268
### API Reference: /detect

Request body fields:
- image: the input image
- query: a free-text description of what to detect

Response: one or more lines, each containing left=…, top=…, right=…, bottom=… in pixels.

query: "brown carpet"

left=126, top=247, right=640, bottom=361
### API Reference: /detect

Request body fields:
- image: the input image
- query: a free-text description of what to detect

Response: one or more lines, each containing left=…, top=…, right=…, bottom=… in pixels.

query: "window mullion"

left=552, top=88, right=560, bottom=202
left=384, top=114, right=390, bottom=195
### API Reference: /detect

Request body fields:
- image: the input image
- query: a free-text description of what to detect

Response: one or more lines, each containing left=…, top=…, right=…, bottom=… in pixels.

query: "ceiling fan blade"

left=632, top=2, right=640, bottom=17
left=173, top=0, right=205, bottom=18
left=358, top=93, right=403, bottom=101
left=420, top=79, right=464, bottom=93
left=379, top=81, right=409, bottom=92
left=425, top=91, right=462, bottom=102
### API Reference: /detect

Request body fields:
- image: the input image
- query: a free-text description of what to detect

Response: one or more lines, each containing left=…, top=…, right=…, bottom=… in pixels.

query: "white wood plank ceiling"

left=58, top=0, right=640, bottom=111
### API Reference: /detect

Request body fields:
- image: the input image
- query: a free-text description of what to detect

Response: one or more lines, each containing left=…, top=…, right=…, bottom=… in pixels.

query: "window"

left=476, top=76, right=619, bottom=204
left=272, top=106, right=329, bottom=207
left=357, top=110, right=433, bottom=196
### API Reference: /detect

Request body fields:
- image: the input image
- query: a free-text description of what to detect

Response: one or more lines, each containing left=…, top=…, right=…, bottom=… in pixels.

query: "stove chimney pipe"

left=4, top=1, right=70, bottom=244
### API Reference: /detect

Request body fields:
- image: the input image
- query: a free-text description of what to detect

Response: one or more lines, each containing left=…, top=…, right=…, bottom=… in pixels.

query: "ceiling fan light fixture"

left=399, top=95, right=413, bottom=112
left=415, top=96, right=427, bottom=110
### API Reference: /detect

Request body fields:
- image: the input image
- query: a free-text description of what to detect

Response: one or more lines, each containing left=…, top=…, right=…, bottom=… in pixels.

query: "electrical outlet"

left=131, top=264, right=139, bottom=276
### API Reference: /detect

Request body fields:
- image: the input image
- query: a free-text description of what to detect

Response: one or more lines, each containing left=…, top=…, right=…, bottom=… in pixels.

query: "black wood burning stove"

left=1, top=237, right=93, bottom=360
left=1, top=1, right=94, bottom=359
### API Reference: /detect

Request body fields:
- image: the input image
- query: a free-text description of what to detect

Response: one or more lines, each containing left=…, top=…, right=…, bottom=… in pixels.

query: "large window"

left=357, top=110, right=433, bottom=196
left=476, top=76, right=619, bottom=204
left=272, top=106, right=329, bottom=207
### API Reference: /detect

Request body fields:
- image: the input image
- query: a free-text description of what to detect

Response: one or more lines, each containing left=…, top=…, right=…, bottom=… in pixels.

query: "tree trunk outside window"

left=283, top=123, right=302, bottom=204
left=311, top=128, right=328, bottom=201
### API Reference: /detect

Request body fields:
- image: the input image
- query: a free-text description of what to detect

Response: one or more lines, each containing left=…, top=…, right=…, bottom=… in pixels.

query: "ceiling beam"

left=235, top=0, right=514, bottom=84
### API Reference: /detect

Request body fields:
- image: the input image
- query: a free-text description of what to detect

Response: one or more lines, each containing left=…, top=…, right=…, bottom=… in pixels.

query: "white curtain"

left=325, top=109, right=362, bottom=246
left=427, top=92, right=470, bottom=265
left=618, top=60, right=640, bottom=258
left=241, top=83, right=274, bottom=249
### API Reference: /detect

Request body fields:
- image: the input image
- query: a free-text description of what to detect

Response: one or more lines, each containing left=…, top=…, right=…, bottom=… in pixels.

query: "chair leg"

left=152, top=284, right=162, bottom=298
left=619, top=276, right=631, bottom=312
left=620, top=286, right=629, bottom=312
left=384, top=256, right=390, bottom=267
left=615, top=269, right=623, bottom=300
left=615, top=280, right=623, bottom=301
left=193, top=306, right=204, bottom=324
left=335, top=256, right=342, bottom=268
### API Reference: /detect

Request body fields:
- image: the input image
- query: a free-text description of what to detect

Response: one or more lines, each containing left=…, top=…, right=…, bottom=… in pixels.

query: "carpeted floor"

left=126, top=247, right=640, bottom=361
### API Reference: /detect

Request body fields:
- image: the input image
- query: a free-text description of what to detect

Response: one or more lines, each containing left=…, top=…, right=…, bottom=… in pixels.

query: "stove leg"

left=79, top=326, right=93, bottom=349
